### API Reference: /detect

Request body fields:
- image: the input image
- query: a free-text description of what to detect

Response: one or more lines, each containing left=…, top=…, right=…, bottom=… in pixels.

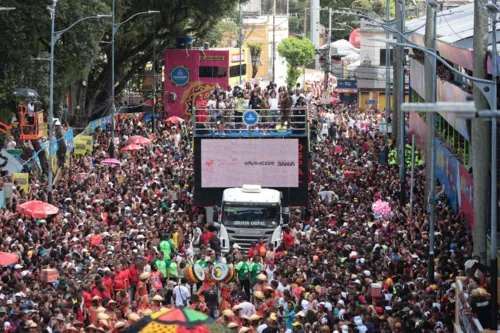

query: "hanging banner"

left=459, top=164, right=474, bottom=234
left=13, top=173, right=28, bottom=194
left=74, top=135, right=93, bottom=155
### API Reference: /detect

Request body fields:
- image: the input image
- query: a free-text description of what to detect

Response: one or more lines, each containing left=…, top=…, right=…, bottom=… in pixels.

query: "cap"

left=152, top=295, right=164, bottom=301
left=233, top=243, right=241, bottom=249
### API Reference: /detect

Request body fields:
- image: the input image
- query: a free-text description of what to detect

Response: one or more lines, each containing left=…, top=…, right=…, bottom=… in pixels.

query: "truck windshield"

left=222, top=206, right=279, bottom=228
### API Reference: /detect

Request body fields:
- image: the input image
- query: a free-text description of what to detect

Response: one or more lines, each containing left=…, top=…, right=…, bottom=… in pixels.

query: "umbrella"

left=120, top=144, right=144, bottom=152
left=128, top=136, right=152, bottom=145
left=165, top=116, right=185, bottom=124
left=12, top=88, right=39, bottom=98
left=0, top=252, right=19, bottom=266
left=101, top=158, right=122, bottom=166
left=124, top=308, right=233, bottom=333
left=17, top=200, right=59, bottom=218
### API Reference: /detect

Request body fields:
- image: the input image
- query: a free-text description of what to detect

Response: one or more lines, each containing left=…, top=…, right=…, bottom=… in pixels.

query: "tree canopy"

left=0, top=0, right=241, bottom=127
left=277, top=36, right=315, bottom=86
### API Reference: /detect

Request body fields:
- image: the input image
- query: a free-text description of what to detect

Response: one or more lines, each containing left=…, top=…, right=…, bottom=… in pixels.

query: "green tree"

left=277, top=36, right=315, bottom=86
left=247, top=42, right=263, bottom=78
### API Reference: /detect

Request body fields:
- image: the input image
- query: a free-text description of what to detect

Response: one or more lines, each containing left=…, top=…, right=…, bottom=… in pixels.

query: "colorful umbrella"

left=17, top=200, right=59, bottom=218
left=124, top=308, right=232, bottom=333
left=128, top=136, right=152, bottom=145
left=120, top=144, right=144, bottom=152
left=165, top=116, right=185, bottom=124
left=101, top=158, right=122, bottom=166
left=0, top=252, right=19, bottom=266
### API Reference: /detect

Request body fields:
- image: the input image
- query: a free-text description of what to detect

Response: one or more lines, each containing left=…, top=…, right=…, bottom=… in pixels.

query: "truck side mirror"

left=213, top=207, right=219, bottom=222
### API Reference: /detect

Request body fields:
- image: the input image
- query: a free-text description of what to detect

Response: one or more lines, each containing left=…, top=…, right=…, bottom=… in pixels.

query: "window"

left=199, top=66, right=227, bottom=78
left=229, top=64, right=247, bottom=78
left=379, top=49, right=393, bottom=66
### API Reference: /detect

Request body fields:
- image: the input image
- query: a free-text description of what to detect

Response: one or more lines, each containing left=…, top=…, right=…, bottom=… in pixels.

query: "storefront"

left=335, top=79, right=358, bottom=105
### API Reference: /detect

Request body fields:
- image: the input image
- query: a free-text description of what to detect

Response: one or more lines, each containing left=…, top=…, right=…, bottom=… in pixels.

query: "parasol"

left=12, top=88, right=39, bottom=98
left=0, top=252, right=19, bottom=266
left=17, top=200, right=59, bottom=218
left=120, top=144, right=144, bottom=152
left=101, top=158, right=122, bottom=166
left=165, top=116, right=185, bottom=124
left=128, top=136, right=152, bottom=145
left=123, top=308, right=233, bottom=333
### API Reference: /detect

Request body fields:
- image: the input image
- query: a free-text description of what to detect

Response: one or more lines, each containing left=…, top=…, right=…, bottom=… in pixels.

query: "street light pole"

left=272, top=0, right=276, bottom=83
left=384, top=0, right=390, bottom=165
left=47, top=0, right=108, bottom=203
left=323, top=8, right=331, bottom=91
left=239, top=0, right=243, bottom=86
left=152, top=21, right=156, bottom=135
left=108, top=3, right=160, bottom=158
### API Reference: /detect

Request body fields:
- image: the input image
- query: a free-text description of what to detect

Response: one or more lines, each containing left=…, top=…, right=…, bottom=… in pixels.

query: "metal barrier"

left=192, top=108, right=309, bottom=137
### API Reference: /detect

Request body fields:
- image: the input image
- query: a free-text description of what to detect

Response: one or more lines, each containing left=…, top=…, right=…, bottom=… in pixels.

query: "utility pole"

left=272, top=0, right=276, bottom=83
left=302, top=8, right=308, bottom=88
left=487, top=1, right=498, bottom=328
left=392, top=3, right=401, bottom=155
left=396, top=0, right=406, bottom=206
left=48, top=0, right=57, bottom=204
left=323, top=8, right=332, bottom=91
left=152, top=21, right=156, bottom=134
left=384, top=0, right=390, bottom=164
left=424, top=0, right=438, bottom=284
left=472, top=0, right=490, bottom=265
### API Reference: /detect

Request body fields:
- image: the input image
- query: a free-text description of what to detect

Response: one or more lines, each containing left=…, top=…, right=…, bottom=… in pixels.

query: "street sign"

left=366, top=100, right=376, bottom=105
left=242, top=110, right=259, bottom=126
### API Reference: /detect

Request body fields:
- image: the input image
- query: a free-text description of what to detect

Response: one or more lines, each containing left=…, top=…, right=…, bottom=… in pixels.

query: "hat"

left=254, top=291, right=265, bottom=300
left=337, top=300, right=345, bottom=307
left=233, top=243, right=241, bottom=249
left=256, top=273, right=267, bottom=281
left=140, top=272, right=151, bottom=280
left=96, top=306, right=106, bottom=313
left=232, top=304, right=242, bottom=311
left=141, top=309, right=153, bottom=316
left=264, top=286, right=274, bottom=291
left=292, top=322, right=302, bottom=327
left=92, top=296, right=102, bottom=301
left=14, top=264, right=23, bottom=269
left=228, top=323, right=239, bottom=329
left=27, top=321, right=38, bottom=328
left=270, top=313, right=277, bottom=321
left=86, top=324, right=97, bottom=329
left=106, top=300, right=117, bottom=306
left=55, top=313, right=66, bottom=321
left=128, top=313, right=141, bottom=321
left=152, top=295, right=164, bottom=302
left=296, top=311, right=306, bottom=317
left=240, top=315, right=250, bottom=321
left=6, top=300, right=13, bottom=305
left=97, top=313, right=110, bottom=320
left=114, top=321, right=127, bottom=329
left=222, top=309, right=235, bottom=317
left=0, top=307, right=6, bottom=314
left=249, top=314, right=261, bottom=321
left=239, top=327, right=251, bottom=333
left=385, top=306, right=392, bottom=312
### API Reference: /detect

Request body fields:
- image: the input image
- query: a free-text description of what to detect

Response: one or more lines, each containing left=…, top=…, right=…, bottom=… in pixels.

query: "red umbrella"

left=0, top=252, right=18, bottom=266
left=128, top=136, right=152, bottom=145
left=17, top=200, right=59, bottom=218
left=165, top=116, right=185, bottom=124
left=120, top=144, right=144, bottom=152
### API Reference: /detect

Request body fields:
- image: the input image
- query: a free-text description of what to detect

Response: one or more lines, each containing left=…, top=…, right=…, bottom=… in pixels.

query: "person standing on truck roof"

left=236, top=255, right=251, bottom=298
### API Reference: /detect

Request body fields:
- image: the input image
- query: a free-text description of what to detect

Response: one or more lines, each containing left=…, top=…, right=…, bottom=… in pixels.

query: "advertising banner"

left=435, top=140, right=459, bottom=213
left=13, top=173, right=28, bottom=194
left=74, top=135, right=93, bottom=155
left=408, top=113, right=426, bottom=155
left=84, top=116, right=111, bottom=135
left=458, top=163, right=474, bottom=233
left=194, top=137, right=309, bottom=206
left=201, top=139, right=299, bottom=188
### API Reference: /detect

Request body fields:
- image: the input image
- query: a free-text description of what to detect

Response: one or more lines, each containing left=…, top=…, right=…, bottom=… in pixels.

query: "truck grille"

left=227, top=230, right=275, bottom=253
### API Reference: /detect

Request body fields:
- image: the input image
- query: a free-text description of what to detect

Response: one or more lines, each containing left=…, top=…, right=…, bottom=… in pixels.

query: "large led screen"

left=201, top=139, right=299, bottom=188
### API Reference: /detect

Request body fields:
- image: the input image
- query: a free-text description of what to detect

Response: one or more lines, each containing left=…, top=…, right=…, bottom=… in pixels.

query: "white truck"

left=212, top=185, right=289, bottom=253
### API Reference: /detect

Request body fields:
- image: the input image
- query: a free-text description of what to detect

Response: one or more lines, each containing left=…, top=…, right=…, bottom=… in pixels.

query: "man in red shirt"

left=128, top=259, right=140, bottom=301
left=113, top=264, right=131, bottom=302
left=282, top=227, right=294, bottom=250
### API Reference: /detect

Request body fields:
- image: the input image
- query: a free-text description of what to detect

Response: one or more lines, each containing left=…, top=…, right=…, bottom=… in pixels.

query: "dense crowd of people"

left=0, top=79, right=494, bottom=333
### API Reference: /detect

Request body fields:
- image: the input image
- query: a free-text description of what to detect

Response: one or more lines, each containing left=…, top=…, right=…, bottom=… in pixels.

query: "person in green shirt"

left=167, top=254, right=179, bottom=281
left=158, top=234, right=176, bottom=259
left=153, top=252, right=168, bottom=278
left=249, top=256, right=263, bottom=284
left=235, top=255, right=251, bottom=297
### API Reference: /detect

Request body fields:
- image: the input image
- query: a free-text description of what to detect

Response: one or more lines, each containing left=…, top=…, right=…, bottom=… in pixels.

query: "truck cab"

left=215, top=185, right=288, bottom=253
